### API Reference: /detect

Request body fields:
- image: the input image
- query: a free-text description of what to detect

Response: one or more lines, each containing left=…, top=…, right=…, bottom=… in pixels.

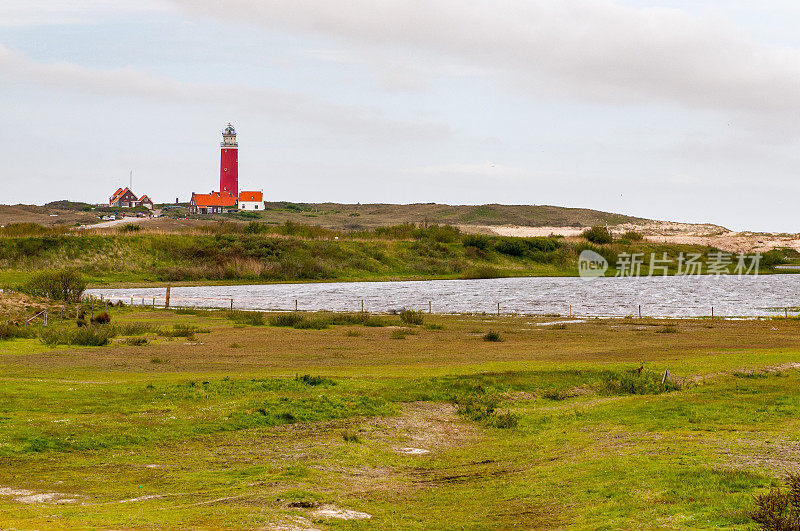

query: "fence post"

left=711, top=306, right=714, bottom=319
left=230, top=299, right=234, bottom=310
left=786, top=308, right=789, bottom=318
left=295, top=300, right=298, bottom=312
left=429, top=300, right=432, bottom=314
left=497, top=302, right=500, bottom=316
left=361, top=299, right=364, bottom=313
left=165, top=286, right=171, bottom=309
left=152, top=298, right=156, bottom=309
left=44, top=310, right=48, bottom=327
left=638, top=305, right=642, bottom=319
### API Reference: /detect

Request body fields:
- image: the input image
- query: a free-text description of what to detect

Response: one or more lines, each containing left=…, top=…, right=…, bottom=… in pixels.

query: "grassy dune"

left=0, top=222, right=777, bottom=287
left=0, top=308, right=798, bottom=528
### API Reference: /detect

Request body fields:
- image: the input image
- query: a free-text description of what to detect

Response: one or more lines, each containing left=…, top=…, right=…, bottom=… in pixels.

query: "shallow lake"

left=85, top=275, right=800, bottom=318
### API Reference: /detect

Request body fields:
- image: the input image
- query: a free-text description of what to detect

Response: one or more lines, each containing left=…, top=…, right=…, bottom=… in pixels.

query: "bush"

left=751, top=473, right=800, bottom=530
left=621, top=230, right=644, bottom=241
left=581, top=226, right=613, bottom=245
left=483, top=330, right=502, bottom=342
left=0, top=323, right=36, bottom=341
left=117, top=223, right=142, bottom=233
left=462, top=234, right=491, bottom=250
left=91, top=312, right=111, bottom=325
left=21, top=269, right=86, bottom=302
left=400, top=310, right=425, bottom=325
left=296, top=374, right=335, bottom=386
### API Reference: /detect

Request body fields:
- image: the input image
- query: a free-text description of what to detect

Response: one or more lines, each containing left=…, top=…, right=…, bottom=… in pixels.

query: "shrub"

left=750, top=473, right=800, bottom=530
left=344, top=330, right=361, bottom=337
left=91, top=312, right=111, bottom=325
left=462, top=234, right=491, bottom=250
left=400, top=310, right=424, bottom=325
left=581, top=226, right=613, bottom=245
left=483, top=330, right=502, bottom=342
left=0, top=323, right=36, bottom=341
left=621, top=230, right=644, bottom=241
left=296, top=374, right=335, bottom=386
left=117, top=223, right=142, bottom=233
left=21, top=269, right=86, bottom=302
left=657, top=325, right=678, bottom=334
left=761, top=249, right=789, bottom=269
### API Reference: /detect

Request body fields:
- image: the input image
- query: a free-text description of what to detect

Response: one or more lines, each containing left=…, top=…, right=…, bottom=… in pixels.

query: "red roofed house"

left=238, top=191, right=263, bottom=211
left=109, top=188, right=154, bottom=210
left=190, top=191, right=238, bottom=214
left=137, top=195, right=154, bottom=210
left=109, top=187, right=138, bottom=208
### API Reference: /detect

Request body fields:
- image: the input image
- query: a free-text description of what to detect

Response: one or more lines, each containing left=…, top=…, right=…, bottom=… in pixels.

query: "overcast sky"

left=2, top=1, right=800, bottom=231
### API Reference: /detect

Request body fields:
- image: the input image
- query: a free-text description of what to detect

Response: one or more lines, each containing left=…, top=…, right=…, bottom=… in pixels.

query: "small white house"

left=238, top=191, right=264, bottom=211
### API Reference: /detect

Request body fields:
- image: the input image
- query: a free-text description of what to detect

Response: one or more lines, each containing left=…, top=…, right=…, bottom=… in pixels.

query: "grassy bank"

left=0, top=307, right=798, bottom=528
left=0, top=222, right=783, bottom=287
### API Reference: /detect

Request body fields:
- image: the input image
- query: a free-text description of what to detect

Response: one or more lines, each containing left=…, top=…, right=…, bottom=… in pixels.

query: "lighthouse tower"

left=220, top=123, right=239, bottom=198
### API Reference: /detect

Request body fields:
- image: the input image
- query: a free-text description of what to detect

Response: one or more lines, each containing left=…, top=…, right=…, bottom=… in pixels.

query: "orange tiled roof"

left=138, top=195, right=153, bottom=203
left=192, top=191, right=237, bottom=207
left=110, top=187, right=136, bottom=204
left=238, top=191, right=263, bottom=202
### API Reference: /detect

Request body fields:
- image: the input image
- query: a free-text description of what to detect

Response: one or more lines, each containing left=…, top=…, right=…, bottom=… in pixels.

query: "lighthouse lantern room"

left=220, top=123, right=239, bottom=198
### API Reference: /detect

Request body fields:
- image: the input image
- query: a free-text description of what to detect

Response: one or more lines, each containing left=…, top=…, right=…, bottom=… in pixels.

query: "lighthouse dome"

left=224, top=124, right=236, bottom=135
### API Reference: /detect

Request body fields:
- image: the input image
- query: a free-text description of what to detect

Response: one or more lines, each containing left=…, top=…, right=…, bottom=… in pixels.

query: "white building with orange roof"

left=238, top=190, right=264, bottom=211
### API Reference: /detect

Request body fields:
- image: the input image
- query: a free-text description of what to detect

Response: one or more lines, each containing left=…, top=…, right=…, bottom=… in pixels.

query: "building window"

left=254, top=205, right=258, bottom=209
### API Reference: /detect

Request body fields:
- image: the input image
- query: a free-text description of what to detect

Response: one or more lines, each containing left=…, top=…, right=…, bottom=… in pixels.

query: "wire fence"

left=84, top=292, right=800, bottom=320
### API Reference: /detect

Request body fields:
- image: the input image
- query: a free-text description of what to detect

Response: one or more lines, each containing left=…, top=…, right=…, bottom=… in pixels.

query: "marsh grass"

left=400, top=309, right=425, bottom=325
left=40, top=325, right=114, bottom=347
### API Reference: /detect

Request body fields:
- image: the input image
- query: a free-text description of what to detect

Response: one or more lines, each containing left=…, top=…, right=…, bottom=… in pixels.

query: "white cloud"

left=166, top=0, right=800, bottom=117
left=0, top=45, right=449, bottom=142
left=0, top=1, right=170, bottom=27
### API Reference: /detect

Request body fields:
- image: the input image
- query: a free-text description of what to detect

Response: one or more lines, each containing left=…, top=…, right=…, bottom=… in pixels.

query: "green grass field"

left=0, top=307, right=798, bottom=529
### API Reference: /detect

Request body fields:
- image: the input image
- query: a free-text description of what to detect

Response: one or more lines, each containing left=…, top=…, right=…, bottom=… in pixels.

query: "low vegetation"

left=0, top=222, right=783, bottom=286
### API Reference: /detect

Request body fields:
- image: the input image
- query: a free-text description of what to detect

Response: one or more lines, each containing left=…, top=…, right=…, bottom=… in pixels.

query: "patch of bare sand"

left=466, top=220, right=800, bottom=254
left=372, top=402, right=479, bottom=454
left=0, top=486, right=80, bottom=504
left=312, top=504, right=372, bottom=520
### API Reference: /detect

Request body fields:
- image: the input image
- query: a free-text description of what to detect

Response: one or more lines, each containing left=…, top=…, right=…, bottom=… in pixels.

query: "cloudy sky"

left=2, top=1, right=800, bottom=231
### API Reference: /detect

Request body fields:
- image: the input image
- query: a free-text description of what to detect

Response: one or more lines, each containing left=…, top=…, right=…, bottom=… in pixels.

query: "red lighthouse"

left=220, top=123, right=238, bottom=198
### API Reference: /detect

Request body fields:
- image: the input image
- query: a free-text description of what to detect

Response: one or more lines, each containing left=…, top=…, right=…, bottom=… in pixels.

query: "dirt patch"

left=372, top=402, right=479, bottom=453
left=312, top=504, right=372, bottom=520
left=0, top=486, right=79, bottom=504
